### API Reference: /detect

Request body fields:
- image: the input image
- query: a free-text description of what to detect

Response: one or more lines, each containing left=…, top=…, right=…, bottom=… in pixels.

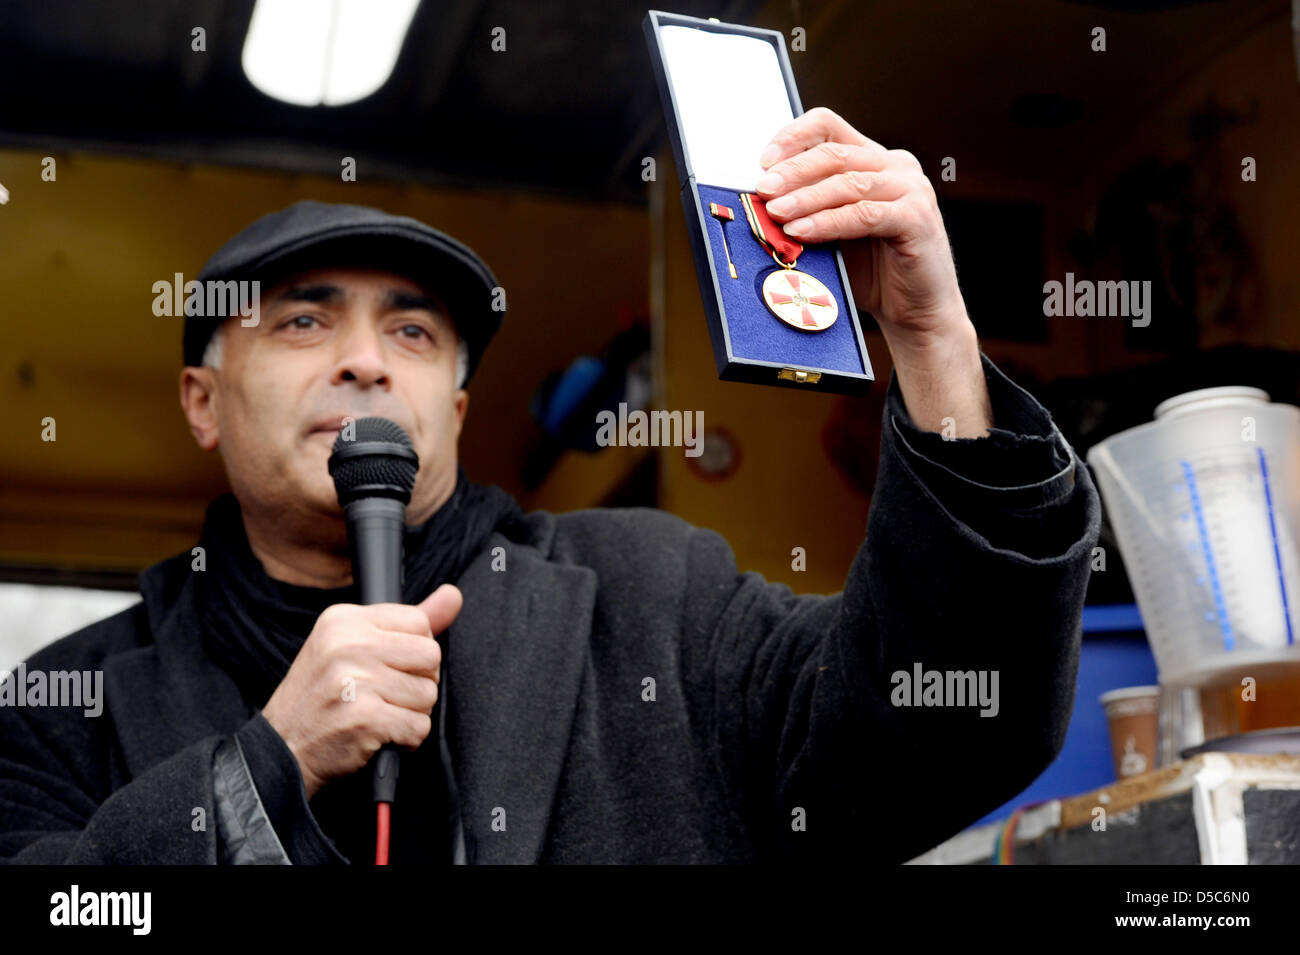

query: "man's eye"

left=399, top=324, right=432, bottom=340
left=281, top=315, right=319, bottom=330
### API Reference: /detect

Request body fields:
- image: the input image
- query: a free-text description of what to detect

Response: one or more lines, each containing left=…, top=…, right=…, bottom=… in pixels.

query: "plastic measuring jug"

left=1086, top=386, right=1300, bottom=685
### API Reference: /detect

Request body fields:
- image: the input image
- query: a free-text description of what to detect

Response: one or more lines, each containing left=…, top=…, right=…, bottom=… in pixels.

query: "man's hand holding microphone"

left=262, top=583, right=461, bottom=800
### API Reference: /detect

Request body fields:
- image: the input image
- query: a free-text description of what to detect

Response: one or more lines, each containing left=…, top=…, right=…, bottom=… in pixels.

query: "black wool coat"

left=0, top=354, right=1101, bottom=864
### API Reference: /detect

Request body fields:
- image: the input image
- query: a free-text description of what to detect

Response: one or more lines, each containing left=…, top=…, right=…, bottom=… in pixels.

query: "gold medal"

left=760, top=267, right=838, bottom=332
left=739, top=192, right=838, bottom=333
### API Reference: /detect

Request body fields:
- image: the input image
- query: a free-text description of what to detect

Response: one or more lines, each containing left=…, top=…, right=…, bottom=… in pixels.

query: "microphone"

left=327, top=416, right=419, bottom=816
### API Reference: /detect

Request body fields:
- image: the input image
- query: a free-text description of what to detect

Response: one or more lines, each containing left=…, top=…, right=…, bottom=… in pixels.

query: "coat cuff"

left=886, top=351, right=1078, bottom=511
left=883, top=351, right=1090, bottom=559
left=213, top=712, right=348, bottom=865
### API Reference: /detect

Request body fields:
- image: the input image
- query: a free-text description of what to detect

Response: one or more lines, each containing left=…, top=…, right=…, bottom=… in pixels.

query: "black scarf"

left=195, top=466, right=529, bottom=708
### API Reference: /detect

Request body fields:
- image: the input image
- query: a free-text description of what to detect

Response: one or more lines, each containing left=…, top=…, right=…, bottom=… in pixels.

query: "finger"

left=374, top=669, right=440, bottom=713
left=886, top=147, right=925, bottom=173
left=757, top=140, right=889, bottom=198
left=763, top=169, right=912, bottom=223
left=390, top=710, right=433, bottom=751
left=417, top=583, right=463, bottom=636
left=374, top=628, right=442, bottom=680
left=328, top=602, right=432, bottom=637
left=759, top=106, right=879, bottom=169
left=781, top=198, right=921, bottom=245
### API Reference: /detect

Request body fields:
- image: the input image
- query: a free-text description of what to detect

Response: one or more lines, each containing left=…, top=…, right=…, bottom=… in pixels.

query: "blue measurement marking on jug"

left=1257, top=445, right=1295, bottom=646
left=1181, top=458, right=1234, bottom=651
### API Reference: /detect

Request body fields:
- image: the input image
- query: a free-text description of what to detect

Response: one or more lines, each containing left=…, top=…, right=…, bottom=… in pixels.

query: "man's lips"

left=307, top=419, right=350, bottom=446
left=307, top=415, right=412, bottom=438
left=308, top=415, right=353, bottom=436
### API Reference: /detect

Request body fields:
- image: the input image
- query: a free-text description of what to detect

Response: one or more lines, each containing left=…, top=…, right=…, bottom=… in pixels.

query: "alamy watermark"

left=1042, top=272, right=1151, bottom=327
left=152, top=272, right=260, bottom=326
left=595, top=403, right=703, bottom=458
left=0, top=664, right=103, bottom=717
left=890, top=663, right=999, bottom=717
left=50, top=885, right=150, bottom=935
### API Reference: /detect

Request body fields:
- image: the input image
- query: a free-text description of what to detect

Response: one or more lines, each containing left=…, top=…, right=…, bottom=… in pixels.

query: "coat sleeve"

left=680, top=355, right=1101, bottom=864
left=212, top=713, right=348, bottom=864
left=0, top=693, right=225, bottom=864
left=0, top=694, right=343, bottom=864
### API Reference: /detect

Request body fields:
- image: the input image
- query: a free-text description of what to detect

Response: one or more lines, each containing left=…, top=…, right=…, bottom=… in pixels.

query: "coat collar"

left=107, top=553, right=250, bottom=777
left=444, top=516, right=596, bottom=863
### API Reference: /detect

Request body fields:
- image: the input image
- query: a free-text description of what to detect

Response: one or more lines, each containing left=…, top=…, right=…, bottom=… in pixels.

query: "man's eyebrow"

left=382, top=289, right=444, bottom=314
left=271, top=283, right=345, bottom=305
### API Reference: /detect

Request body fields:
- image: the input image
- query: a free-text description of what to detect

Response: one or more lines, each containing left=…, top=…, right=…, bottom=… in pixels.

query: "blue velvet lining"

left=697, top=183, right=864, bottom=374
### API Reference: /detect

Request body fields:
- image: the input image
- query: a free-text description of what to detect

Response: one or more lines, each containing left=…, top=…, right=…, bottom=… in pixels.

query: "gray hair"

left=202, top=325, right=470, bottom=389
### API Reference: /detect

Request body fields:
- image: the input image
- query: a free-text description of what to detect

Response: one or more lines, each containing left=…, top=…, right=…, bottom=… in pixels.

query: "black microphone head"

left=328, top=416, right=420, bottom=507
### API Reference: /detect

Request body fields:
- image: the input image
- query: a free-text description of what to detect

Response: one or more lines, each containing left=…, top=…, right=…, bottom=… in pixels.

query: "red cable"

left=375, top=801, right=391, bottom=865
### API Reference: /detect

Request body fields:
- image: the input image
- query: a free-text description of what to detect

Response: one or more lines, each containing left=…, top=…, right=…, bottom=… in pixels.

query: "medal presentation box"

left=643, top=10, right=875, bottom=395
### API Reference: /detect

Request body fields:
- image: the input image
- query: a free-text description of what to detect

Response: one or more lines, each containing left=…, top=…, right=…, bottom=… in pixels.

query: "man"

left=0, top=108, right=1099, bottom=864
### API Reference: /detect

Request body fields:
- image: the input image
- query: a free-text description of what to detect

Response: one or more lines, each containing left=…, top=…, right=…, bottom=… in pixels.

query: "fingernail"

left=784, top=217, right=812, bottom=237
left=759, top=143, right=781, bottom=167
left=765, top=195, right=794, bottom=216
left=756, top=171, right=783, bottom=195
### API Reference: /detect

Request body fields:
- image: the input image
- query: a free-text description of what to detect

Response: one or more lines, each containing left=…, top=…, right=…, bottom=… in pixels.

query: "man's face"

left=182, top=267, right=468, bottom=529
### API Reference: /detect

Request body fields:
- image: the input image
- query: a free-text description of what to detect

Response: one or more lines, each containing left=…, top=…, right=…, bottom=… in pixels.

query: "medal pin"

left=708, top=202, right=738, bottom=279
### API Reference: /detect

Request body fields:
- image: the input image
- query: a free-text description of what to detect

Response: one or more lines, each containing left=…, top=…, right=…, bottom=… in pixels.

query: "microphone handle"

left=343, top=496, right=407, bottom=805
left=346, top=497, right=405, bottom=605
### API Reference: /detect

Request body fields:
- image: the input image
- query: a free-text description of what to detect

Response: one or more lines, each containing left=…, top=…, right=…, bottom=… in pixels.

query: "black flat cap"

left=185, top=200, right=503, bottom=385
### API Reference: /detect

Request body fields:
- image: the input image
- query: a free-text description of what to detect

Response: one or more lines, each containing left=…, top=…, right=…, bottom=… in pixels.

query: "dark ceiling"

left=0, top=0, right=765, bottom=205
left=1, top=0, right=1289, bottom=206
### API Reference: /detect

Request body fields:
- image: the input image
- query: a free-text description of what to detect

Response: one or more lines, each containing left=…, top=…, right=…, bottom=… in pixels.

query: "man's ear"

left=453, top=388, right=469, bottom=438
left=179, top=366, right=220, bottom=451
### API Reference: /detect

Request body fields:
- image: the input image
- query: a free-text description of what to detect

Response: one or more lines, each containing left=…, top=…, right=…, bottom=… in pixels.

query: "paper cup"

left=1100, top=686, right=1161, bottom=779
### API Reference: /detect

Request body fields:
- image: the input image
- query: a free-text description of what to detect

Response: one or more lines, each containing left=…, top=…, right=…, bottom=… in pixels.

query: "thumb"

left=418, top=583, right=463, bottom=635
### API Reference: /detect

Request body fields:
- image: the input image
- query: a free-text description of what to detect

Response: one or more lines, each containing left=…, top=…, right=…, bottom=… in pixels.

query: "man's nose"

left=333, top=321, right=391, bottom=388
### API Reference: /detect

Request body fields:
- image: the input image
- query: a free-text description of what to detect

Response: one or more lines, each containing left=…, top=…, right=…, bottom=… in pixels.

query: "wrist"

left=283, top=736, right=322, bottom=800
left=885, top=321, right=991, bottom=438
left=260, top=703, right=321, bottom=799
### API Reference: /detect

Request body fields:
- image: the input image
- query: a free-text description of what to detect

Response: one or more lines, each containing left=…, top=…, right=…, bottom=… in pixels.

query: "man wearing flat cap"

left=0, top=109, right=1100, bottom=864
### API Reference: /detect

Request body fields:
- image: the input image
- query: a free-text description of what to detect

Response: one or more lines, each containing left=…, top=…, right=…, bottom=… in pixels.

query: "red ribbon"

left=741, top=193, right=804, bottom=266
